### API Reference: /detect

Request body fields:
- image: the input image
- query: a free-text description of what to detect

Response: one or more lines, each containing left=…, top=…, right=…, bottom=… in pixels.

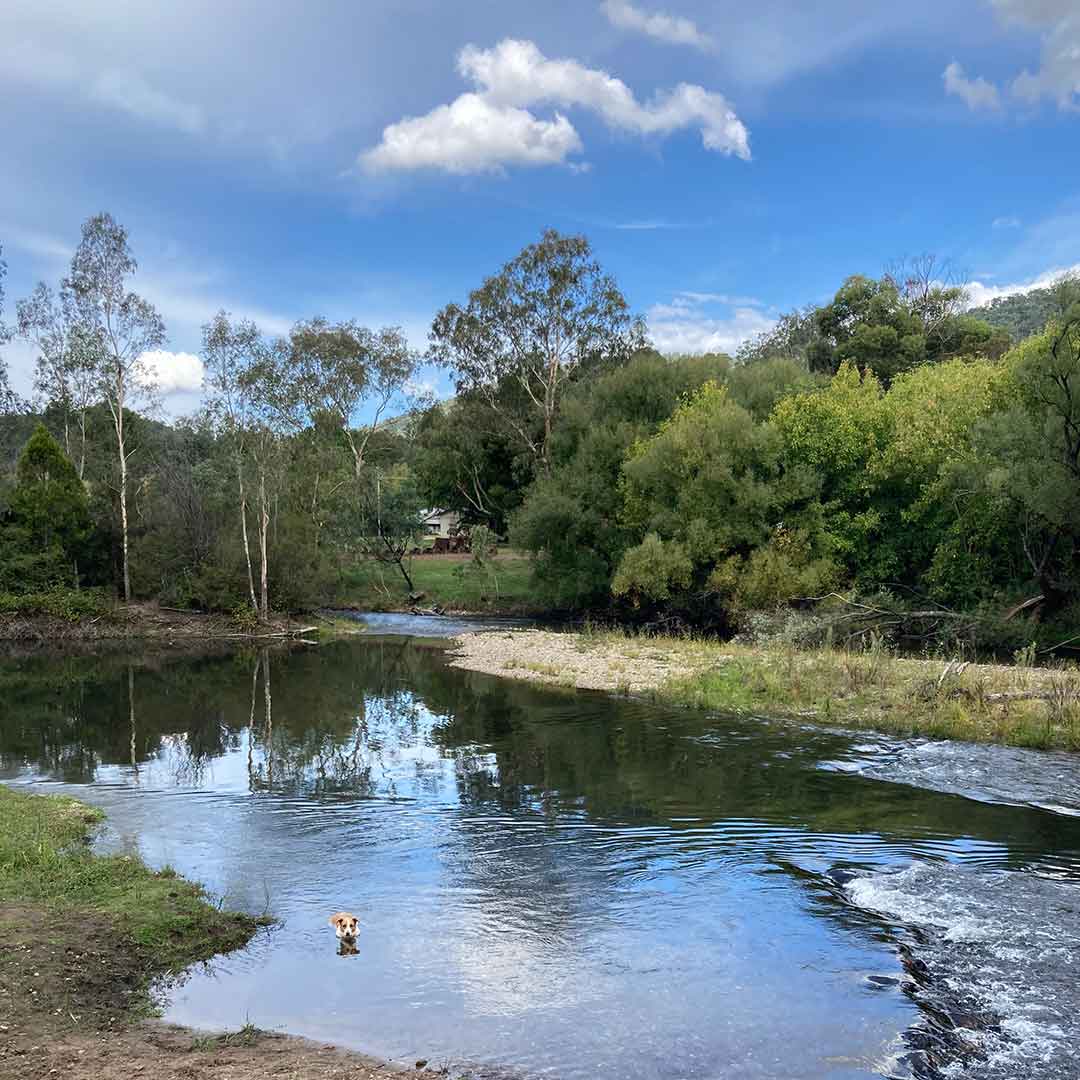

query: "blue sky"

left=1, top=0, right=1078, bottom=415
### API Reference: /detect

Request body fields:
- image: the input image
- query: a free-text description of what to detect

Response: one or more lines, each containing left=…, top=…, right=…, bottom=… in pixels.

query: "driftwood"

left=205, top=625, right=320, bottom=641
left=1004, top=594, right=1045, bottom=621
left=410, top=606, right=445, bottom=617
left=979, top=689, right=1073, bottom=703
left=791, top=593, right=978, bottom=647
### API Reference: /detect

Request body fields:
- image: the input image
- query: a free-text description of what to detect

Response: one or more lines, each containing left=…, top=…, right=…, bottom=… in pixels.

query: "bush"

left=0, top=588, right=113, bottom=620
left=612, top=533, right=693, bottom=604
left=708, top=527, right=840, bottom=612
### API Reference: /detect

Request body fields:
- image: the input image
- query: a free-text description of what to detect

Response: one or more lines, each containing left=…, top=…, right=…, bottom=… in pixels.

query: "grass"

left=189, top=1021, right=262, bottom=1051
left=341, top=550, right=537, bottom=614
left=568, top=628, right=1080, bottom=750
left=0, top=587, right=115, bottom=621
left=312, top=612, right=369, bottom=635
left=0, top=786, right=267, bottom=976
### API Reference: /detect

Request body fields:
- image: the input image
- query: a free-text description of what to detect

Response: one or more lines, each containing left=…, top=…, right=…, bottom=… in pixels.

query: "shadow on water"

left=1, top=637, right=1079, bottom=1080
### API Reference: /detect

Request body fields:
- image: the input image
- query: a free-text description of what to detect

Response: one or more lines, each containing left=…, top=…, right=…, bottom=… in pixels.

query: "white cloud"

left=990, top=1, right=1080, bottom=109
left=404, top=374, right=448, bottom=401
left=943, top=61, right=1001, bottom=110
left=992, top=215, right=1021, bottom=229
left=965, top=262, right=1080, bottom=308
left=91, top=70, right=205, bottom=135
left=461, top=40, right=748, bottom=153
left=0, top=224, right=73, bottom=263
left=362, top=94, right=583, bottom=175
left=601, top=0, right=713, bottom=51
left=137, top=349, right=205, bottom=395
left=646, top=292, right=775, bottom=354
left=1, top=338, right=37, bottom=399
left=135, top=267, right=294, bottom=340
left=362, top=38, right=748, bottom=174
left=0, top=33, right=206, bottom=137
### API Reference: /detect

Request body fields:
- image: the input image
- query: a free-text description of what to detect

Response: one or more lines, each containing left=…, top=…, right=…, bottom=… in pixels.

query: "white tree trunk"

left=258, top=468, right=270, bottom=621
left=237, top=455, right=257, bottom=611
left=116, top=388, right=131, bottom=603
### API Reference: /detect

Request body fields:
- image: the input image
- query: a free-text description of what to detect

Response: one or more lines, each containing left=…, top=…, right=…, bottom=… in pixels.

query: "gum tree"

left=16, top=280, right=98, bottom=479
left=430, top=229, right=645, bottom=473
left=202, top=312, right=263, bottom=613
left=67, top=213, right=165, bottom=601
left=0, top=244, right=18, bottom=414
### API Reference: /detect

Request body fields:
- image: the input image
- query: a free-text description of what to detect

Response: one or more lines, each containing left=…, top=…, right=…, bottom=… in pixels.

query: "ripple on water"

left=842, top=863, right=1080, bottom=1080
left=819, top=737, right=1080, bottom=818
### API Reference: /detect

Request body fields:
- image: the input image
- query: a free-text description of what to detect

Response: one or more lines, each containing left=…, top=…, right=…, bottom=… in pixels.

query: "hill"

left=970, top=285, right=1061, bottom=343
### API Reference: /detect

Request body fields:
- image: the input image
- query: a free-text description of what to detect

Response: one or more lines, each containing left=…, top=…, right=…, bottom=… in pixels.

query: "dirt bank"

left=0, top=789, right=452, bottom=1080
left=0, top=602, right=318, bottom=643
left=448, top=629, right=1080, bottom=749
left=0, top=907, right=439, bottom=1080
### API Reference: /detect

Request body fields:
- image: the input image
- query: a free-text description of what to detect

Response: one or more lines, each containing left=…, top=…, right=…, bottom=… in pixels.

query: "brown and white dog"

left=328, top=911, right=360, bottom=955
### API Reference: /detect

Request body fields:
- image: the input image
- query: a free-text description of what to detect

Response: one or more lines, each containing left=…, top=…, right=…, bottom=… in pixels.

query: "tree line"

left=0, top=215, right=424, bottom=616
left=1, top=218, right=1078, bottom=646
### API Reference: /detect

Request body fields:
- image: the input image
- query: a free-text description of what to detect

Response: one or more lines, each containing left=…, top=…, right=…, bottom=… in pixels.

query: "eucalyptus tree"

left=429, top=229, right=645, bottom=473
left=202, top=312, right=262, bottom=612
left=239, top=336, right=293, bottom=620
left=252, top=317, right=420, bottom=551
left=67, top=213, right=165, bottom=601
left=282, top=318, right=418, bottom=478
left=16, top=280, right=98, bottom=479
left=0, top=244, right=18, bottom=414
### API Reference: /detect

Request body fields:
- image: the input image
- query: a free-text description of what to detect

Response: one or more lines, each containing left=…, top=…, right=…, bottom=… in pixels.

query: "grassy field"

left=341, top=549, right=537, bottom=613
left=0, top=786, right=265, bottom=976
left=451, top=628, right=1080, bottom=750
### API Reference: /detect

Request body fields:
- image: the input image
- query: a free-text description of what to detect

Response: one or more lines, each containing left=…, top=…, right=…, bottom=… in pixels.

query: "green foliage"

left=971, top=284, right=1066, bottom=342
left=0, top=424, right=96, bottom=592
left=610, top=382, right=828, bottom=614
left=430, top=229, right=646, bottom=469
left=807, top=272, right=1008, bottom=382
left=708, top=526, right=840, bottom=611
left=0, top=787, right=259, bottom=975
left=611, top=532, right=692, bottom=604
left=413, top=394, right=526, bottom=534
left=725, top=355, right=825, bottom=420
left=512, top=351, right=728, bottom=607
left=621, top=383, right=783, bottom=560
left=0, top=588, right=112, bottom=619
left=959, top=295, right=1080, bottom=609
left=3, top=216, right=1079, bottom=633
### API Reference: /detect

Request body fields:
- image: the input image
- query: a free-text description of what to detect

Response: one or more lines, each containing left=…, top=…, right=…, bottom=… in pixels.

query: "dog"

left=328, top=911, right=360, bottom=956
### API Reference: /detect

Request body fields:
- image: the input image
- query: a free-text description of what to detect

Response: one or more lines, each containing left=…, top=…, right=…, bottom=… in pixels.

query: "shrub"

left=0, top=588, right=113, bottom=620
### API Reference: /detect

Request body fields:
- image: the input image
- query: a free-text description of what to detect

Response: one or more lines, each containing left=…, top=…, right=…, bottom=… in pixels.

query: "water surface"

left=2, top=635, right=1078, bottom=1079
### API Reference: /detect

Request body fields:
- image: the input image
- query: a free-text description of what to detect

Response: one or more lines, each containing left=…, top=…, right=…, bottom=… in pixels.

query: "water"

left=2, top=633, right=1079, bottom=1079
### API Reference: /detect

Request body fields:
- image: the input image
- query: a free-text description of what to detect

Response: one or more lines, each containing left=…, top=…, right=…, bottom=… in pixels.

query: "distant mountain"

left=970, top=286, right=1061, bottom=343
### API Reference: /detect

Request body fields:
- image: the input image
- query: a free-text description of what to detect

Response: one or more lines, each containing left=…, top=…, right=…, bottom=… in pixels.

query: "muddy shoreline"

left=0, top=904, right=440, bottom=1080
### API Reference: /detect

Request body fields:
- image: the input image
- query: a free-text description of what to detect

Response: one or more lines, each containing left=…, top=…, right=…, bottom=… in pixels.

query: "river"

left=1, top=620, right=1078, bottom=1079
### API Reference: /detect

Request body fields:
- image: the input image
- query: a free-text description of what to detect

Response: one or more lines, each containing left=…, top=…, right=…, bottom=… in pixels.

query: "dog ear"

left=328, top=915, right=340, bottom=928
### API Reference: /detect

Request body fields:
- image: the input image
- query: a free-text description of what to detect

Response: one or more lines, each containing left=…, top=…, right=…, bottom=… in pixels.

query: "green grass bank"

left=0, top=785, right=265, bottom=993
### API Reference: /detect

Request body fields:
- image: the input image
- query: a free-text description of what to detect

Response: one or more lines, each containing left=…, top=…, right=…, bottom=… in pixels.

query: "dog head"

left=328, top=912, right=359, bottom=940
